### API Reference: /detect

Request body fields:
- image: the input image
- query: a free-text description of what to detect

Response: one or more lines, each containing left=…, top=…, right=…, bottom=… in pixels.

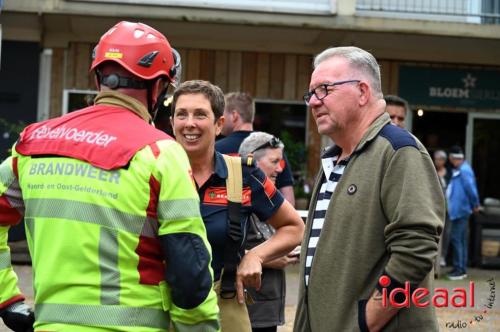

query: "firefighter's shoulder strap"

left=220, top=154, right=253, bottom=296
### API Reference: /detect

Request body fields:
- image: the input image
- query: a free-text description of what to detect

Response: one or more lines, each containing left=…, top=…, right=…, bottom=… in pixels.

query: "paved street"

left=2, top=264, right=499, bottom=331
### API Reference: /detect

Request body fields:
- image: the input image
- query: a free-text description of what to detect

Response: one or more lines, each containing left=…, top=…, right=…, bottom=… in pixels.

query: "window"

left=63, top=89, right=97, bottom=114
left=254, top=100, right=307, bottom=176
left=254, top=100, right=306, bottom=140
left=66, top=0, right=335, bottom=15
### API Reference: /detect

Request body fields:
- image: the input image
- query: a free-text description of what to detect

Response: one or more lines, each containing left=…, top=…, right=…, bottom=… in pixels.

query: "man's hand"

left=364, top=290, right=399, bottom=332
left=0, top=301, right=34, bottom=332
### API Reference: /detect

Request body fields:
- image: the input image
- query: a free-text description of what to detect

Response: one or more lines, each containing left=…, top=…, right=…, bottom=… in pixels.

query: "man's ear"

left=358, top=81, right=371, bottom=107
left=94, top=75, right=101, bottom=91
left=231, top=110, right=240, bottom=124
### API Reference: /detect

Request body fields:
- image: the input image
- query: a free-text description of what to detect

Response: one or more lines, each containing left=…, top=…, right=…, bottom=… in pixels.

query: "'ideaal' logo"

left=379, top=275, right=475, bottom=308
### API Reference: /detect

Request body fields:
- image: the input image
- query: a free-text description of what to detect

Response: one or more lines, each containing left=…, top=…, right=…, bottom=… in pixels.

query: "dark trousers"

left=252, top=327, right=277, bottom=332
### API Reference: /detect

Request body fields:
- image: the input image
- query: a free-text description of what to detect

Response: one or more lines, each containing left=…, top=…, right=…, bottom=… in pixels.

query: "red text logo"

left=379, top=275, right=475, bottom=308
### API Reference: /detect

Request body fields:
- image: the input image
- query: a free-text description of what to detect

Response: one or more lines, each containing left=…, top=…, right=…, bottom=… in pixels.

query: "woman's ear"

left=169, top=116, right=175, bottom=130
left=215, top=116, right=225, bottom=136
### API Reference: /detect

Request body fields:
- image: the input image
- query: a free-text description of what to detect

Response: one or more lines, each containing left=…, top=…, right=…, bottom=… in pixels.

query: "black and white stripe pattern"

left=304, top=155, right=347, bottom=286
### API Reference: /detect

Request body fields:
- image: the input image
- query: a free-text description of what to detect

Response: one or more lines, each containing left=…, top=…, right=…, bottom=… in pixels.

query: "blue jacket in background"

left=447, top=161, right=480, bottom=220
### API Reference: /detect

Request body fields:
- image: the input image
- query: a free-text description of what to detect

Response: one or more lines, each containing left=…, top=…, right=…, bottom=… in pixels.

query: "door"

left=411, top=109, right=467, bottom=153
left=466, top=112, right=500, bottom=201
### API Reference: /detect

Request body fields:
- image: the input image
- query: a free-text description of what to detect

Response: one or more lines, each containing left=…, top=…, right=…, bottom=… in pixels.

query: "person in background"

left=215, top=92, right=296, bottom=206
left=446, top=145, right=480, bottom=280
left=384, top=94, right=409, bottom=129
left=0, top=226, right=34, bottom=331
left=239, top=132, right=300, bottom=332
left=0, top=21, right=219, bottom=331
left=294, top=46, right=444, bottom=332
left=170, top=80, right=304, bottom=331
left=433, top=150, right=452, bottom=269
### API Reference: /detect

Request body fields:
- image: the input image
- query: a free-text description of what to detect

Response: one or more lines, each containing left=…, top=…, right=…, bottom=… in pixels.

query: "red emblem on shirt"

left=203, top=187, right=251, bottom=206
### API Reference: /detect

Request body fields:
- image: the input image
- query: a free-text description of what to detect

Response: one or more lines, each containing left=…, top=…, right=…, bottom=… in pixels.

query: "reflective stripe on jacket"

left=0, top=226, right=25, bottom=310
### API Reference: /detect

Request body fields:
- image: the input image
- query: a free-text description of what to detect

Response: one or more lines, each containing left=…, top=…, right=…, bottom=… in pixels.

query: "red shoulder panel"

left=16, top=105, right=174, bottom=170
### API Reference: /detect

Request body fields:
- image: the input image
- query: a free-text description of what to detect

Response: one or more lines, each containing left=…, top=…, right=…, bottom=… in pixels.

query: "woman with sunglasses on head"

left=170, top=80, right=304, bottom=331
left=239, top=132, right=301, bottom=332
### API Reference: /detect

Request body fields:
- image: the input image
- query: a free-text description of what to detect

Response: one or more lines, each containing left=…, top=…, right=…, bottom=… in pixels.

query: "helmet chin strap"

left=146, top=80, right=154, bottom=122
left=150, top=85, right=169, bottom=123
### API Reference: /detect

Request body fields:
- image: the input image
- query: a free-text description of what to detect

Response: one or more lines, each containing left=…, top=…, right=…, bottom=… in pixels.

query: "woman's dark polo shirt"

left=198, top=151, right=284, bottom=281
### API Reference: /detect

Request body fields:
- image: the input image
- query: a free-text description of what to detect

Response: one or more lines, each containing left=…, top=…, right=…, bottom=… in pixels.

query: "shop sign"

left=399, top=65, right=500, bottom=109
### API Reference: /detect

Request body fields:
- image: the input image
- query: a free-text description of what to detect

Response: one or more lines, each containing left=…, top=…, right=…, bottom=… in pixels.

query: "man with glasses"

left=294, top=46, right=445, bottom=332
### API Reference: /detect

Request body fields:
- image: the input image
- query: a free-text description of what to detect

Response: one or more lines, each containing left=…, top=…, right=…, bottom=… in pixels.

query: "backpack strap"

left=220, top=154, right=244, bottom=297
left=223, top=154, right=243, bottom=241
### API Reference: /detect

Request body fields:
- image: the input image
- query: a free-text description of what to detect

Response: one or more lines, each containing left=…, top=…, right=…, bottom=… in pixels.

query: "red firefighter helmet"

left=90, top=21, right=180, bottom=84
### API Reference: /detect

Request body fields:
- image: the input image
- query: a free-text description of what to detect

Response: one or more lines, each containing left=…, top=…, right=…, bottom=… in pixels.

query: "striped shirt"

left=304, top=153, right=348, bottom=286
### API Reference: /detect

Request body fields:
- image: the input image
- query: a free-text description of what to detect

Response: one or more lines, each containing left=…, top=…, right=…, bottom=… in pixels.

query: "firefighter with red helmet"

left=0, top=21, right=219, bottom=331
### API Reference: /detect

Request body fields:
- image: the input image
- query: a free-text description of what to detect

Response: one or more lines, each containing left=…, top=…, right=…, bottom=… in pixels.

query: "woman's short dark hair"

left=172, top=80, right=225, bottom=120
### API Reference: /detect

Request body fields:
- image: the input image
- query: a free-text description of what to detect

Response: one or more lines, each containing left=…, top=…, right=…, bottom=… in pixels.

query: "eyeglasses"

left=251, top=136, right=281, bottom=153
left=303, top=79, right=360, bottom=105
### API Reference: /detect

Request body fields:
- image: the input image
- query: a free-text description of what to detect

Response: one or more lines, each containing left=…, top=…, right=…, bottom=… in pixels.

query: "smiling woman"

left=170, top=80, right=304, bottom=332
left=171, top=92, right=220, bottom=161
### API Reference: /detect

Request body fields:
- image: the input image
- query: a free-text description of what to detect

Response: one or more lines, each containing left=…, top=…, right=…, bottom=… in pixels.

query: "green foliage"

left=279, top=130, right=310, bottom=200
left=0, top=118, right=26, bottom=157
left=279, top=130, right=306, bottom=173
left=294, top=179, right=310, bottom=199
left=0, top=118, right=25, bottom=136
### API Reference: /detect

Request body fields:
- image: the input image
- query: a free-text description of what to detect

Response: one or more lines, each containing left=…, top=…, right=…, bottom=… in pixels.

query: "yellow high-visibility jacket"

left=0, top=226, right=25, bottom=312
left=0, top=93, right=219, bottom=332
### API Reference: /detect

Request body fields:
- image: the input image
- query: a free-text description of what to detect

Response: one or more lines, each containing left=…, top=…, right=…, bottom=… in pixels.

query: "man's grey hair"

left=239, top=131, right=284, bottom=162
left=314, top=46, right=383, bottom=98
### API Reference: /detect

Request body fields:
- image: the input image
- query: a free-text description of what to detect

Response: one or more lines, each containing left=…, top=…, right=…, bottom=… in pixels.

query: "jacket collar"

left=214, top=151, right=229, bottom=179
left=353, top=112, right=392, bottom=154
left=322, top=145, right=341, bottom=159
left=94, top=90, right=151, bottom=123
